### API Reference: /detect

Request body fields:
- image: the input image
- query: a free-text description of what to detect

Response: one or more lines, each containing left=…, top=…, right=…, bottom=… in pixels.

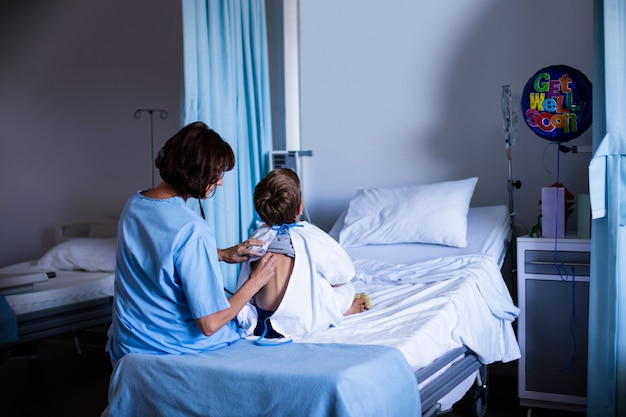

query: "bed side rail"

left=417, top=347, right=484, bottom=417
left=10, top=297, right=113, bottom=346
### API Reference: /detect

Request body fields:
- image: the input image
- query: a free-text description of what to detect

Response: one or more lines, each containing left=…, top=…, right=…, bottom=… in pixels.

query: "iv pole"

left=501, top=85, right=521, bottom=229
left=134, top=108, right=169, bottom=188
left=501, top=85, right=521, bottom=301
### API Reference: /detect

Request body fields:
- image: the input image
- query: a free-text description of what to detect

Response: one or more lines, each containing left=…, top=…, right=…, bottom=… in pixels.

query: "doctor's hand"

left=223, top=252, right=276, bottom=320
left=247, top=252, right=276, bottom=289
left=218, top=238, right=265, bottom=263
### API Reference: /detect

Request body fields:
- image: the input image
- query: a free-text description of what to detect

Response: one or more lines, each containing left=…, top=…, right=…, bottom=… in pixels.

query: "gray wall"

left=0, top=0, right=593, bottom=267
left=299, top=0, right=593, bottom=232
left=0, top=0, right=182, bottom=266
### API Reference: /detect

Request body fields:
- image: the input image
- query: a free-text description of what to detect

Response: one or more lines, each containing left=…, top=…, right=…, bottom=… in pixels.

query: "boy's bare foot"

left=344, top=297, right=365, bottom=316
left=357, top=292, right=372, bottom=310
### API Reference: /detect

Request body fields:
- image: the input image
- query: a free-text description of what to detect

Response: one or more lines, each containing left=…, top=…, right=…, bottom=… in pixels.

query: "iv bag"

left=501, top=84, right=518, bottom=146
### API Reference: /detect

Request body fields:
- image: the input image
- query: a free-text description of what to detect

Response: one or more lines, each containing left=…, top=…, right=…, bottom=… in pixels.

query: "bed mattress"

left=104, top=341, right=422, bottom=417
left=296, top=255, right=520, bottom=369
left=0, top=261, right=114, bottom=316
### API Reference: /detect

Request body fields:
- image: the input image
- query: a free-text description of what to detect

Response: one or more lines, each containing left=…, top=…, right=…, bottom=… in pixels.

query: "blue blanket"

left=0, top=296, right=18, bottom=345
left=102, top=340, right=421, bottom=417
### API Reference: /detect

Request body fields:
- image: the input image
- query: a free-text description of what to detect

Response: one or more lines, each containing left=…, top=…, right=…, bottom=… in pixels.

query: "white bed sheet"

left=296, top=256, right=521, bottom=370
left=329, top=204, right=512, bottom=267
left=306, top=204, right=519, bottom=411
left=296, top=255, right=520, bottom=411
left=311, top=205, right=519, bottom=368
left=0, top=261, right=114, bottom=316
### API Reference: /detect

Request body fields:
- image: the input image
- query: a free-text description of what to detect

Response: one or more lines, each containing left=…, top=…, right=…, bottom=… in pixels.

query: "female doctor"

left=106, top=122, right=276, bottom=365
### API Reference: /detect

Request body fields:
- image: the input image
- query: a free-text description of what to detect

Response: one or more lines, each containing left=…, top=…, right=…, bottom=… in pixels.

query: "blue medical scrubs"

left=107, top=191, right=239, bottom=364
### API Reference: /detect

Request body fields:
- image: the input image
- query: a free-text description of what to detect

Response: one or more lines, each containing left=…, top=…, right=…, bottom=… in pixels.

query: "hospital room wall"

left=297, top=0, right=594, bottom=233
left=0, top=1, right=593, bottom=268
left=0, top=0, right=183, bottom=267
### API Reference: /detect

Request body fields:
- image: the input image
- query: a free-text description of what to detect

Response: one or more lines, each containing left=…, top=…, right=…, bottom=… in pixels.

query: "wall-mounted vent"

left=267, top=150, right=314, bottom=222
left=270, top=151, right=299, bottom=172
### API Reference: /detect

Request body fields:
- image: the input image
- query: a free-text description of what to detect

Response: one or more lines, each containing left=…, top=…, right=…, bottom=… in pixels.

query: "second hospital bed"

left=102, top=178, right=521, bottom=417
left=0, top=220, right=117, bottom=350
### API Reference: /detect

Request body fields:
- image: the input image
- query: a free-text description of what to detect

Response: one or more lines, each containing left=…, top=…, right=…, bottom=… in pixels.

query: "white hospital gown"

left=236, top=222, right=356, bottom=338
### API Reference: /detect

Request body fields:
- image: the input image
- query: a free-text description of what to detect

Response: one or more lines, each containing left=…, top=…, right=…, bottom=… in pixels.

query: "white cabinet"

left=516, top=236, right=590, bottom=414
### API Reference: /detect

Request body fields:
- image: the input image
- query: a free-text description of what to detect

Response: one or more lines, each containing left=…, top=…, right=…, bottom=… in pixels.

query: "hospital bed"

left=0, top=220, right=117, bottom=350
left=101, top=178, right=521, bottom=417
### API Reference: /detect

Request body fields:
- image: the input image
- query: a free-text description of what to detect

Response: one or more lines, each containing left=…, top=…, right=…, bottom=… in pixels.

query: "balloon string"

left=542, top=142, right=562, bottom=183
left=555, top=142, right=561, bottom=184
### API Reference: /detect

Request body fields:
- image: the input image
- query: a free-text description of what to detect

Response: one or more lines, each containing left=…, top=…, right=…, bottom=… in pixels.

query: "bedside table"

left=516, top=236, right=590, bottom=414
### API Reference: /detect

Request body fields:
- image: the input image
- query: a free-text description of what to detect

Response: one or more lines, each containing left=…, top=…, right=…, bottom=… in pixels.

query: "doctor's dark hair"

left=254, top=168, right=302, bottom=225
left=155, top=122, right=235, bottom=199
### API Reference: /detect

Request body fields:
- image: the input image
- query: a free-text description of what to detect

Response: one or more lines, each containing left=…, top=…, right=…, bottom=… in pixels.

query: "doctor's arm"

left=195, top=252, right=276, bottom=336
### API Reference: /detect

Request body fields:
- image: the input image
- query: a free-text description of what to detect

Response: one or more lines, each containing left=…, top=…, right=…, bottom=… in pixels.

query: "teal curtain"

left=587, top=1, right=626, bottom=416
left=181, top=0, right=273, bottom=291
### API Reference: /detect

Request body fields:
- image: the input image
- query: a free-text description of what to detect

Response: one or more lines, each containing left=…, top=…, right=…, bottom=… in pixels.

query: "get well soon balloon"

left=521, top=65, right=592, bottom=143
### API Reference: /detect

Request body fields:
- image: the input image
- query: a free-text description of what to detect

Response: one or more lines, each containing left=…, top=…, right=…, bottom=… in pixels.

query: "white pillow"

left=339, top=177, right=478, bottom=248
left=36, top=238, right=116, bottom=272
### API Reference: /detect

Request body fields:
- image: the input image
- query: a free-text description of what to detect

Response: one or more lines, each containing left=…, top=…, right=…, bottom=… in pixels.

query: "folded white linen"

left=352, top=254, right=520, bottom=321
left=297, top=254, right=521, bottom=370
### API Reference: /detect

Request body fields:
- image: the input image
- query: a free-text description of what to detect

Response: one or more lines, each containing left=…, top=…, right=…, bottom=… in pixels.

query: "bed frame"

left=11, top=297, right=112, bottom=346
left=417, top=346, right=488, bottom=417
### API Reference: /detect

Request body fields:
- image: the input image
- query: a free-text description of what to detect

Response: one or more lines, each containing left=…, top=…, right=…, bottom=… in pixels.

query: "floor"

left=0, top=327, right=586, bottom=417
left=1, top=327, right=112, bottom=417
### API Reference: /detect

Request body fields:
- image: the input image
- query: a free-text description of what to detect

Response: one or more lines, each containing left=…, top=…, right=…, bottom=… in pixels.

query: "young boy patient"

left=236, top=168, right=367, bottom=339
